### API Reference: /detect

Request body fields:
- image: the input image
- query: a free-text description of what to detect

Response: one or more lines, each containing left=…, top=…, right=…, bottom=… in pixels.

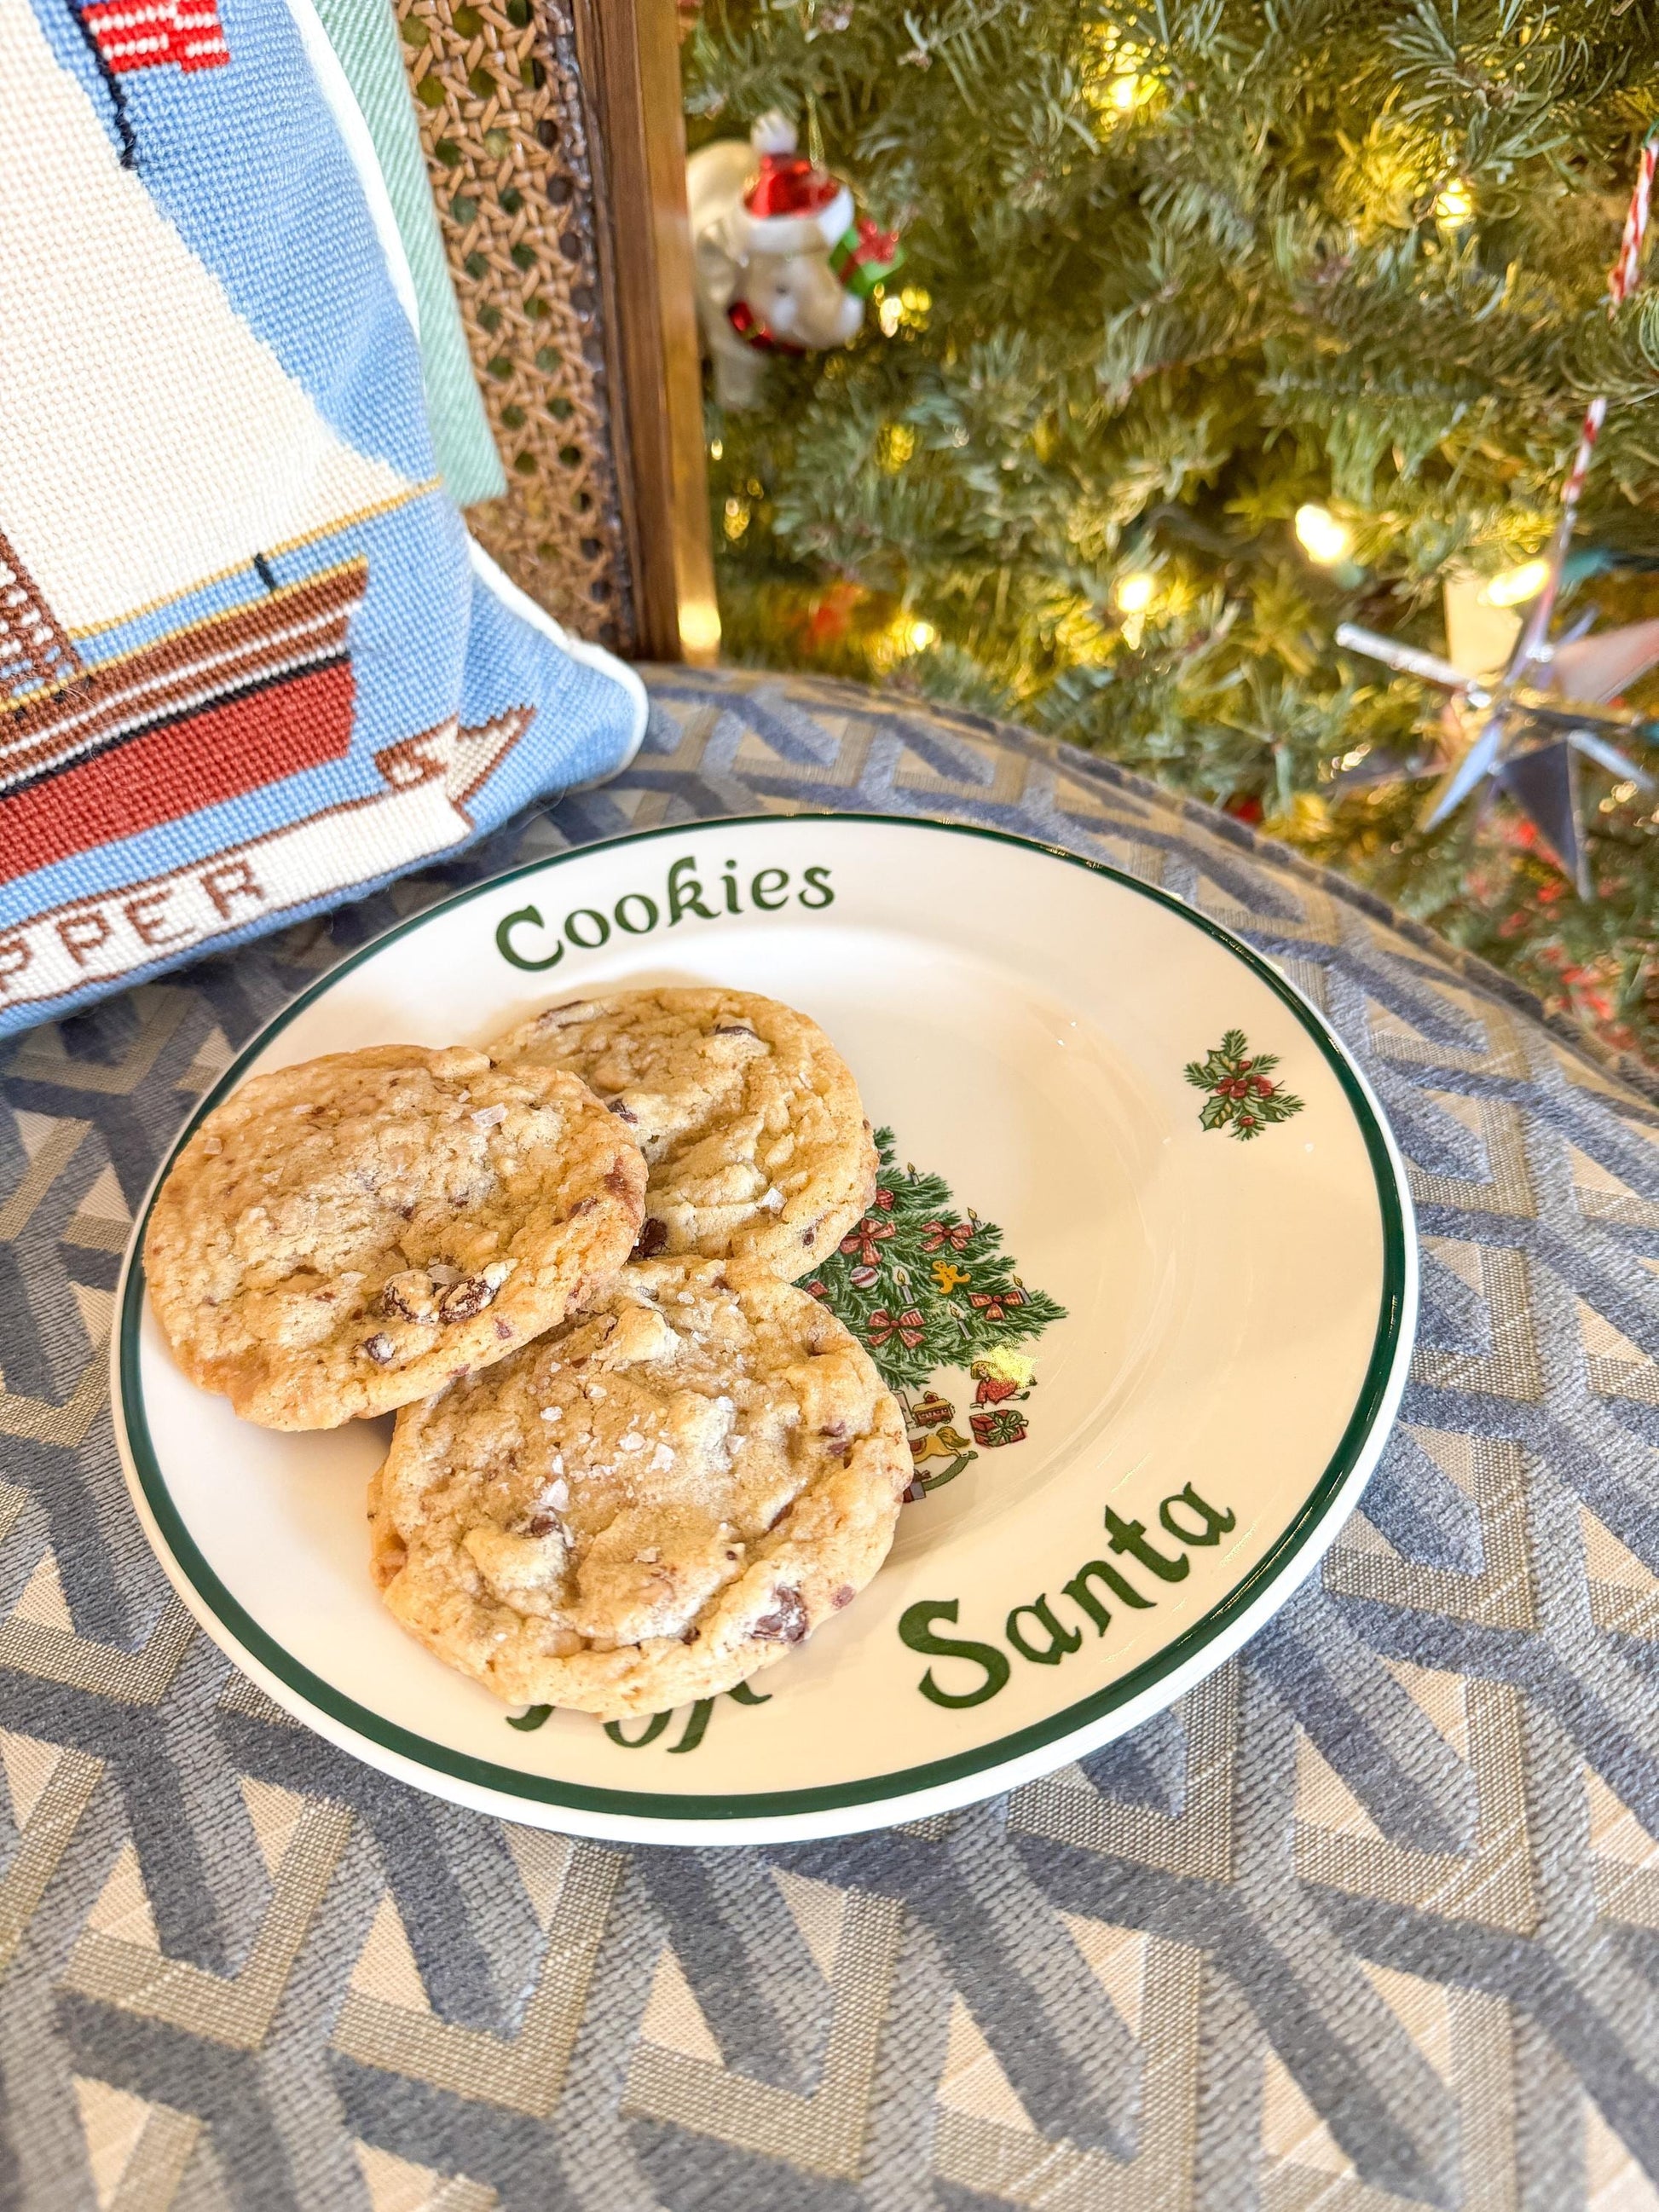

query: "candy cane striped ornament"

left=1506, top=124, right=1659, bottom=689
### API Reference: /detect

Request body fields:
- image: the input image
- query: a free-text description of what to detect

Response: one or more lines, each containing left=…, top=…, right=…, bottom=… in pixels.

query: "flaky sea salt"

left=471, top=1103, right=508, bottom=1128
left=636, top=1547, right=660, bottom=1564
left=618, top=1433, right=644, bottom=1453
left=540, top=1406, right=562, bottom=1424
left=650, top=1443, right=675, bottom=1471
left=546, top=1478, right=569, bottom=1510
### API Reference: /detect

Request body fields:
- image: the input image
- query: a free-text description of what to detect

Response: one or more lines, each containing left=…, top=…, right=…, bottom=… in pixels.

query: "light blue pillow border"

left=308, top=0, right=506, bottom=508
left=286, top=0, right=645, bottom=752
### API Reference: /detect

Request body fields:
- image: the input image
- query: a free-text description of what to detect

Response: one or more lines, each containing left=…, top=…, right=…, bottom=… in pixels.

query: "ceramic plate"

left=113, top=814, right=1416, bottom=1844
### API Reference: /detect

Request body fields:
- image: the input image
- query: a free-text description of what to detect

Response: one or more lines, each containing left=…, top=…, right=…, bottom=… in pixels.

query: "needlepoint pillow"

left=0, top=0, right=644, bottom=1038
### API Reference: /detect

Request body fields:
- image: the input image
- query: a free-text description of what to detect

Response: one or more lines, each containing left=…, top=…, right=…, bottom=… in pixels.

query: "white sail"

left=1, top=1, right=419, bottom=639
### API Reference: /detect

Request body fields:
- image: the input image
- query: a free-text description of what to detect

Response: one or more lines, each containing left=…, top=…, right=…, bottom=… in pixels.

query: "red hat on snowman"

left=730, top=113, right=855, bottom=259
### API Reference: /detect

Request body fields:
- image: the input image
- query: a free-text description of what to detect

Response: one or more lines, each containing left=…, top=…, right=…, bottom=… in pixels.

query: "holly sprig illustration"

left=1184, top=1030, right=1304, bottom=1141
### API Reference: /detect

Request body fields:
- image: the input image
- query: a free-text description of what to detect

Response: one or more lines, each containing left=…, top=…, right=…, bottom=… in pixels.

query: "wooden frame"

left=571, top=0, right=720, bottom=665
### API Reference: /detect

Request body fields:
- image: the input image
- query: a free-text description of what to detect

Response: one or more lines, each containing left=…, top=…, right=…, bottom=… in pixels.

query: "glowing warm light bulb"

left=878, top=293, right=904, bottom=336
left=708, top=438, right=723, bottom=461
left=1483, top=558, right=1550, bottom=607
left=905, top=618, right=938, bottom=651
left=1294, top=504, right=1351, bottom=564
left=1434, top=177, right=1474, bottom=226
left=1113, top=571, right=1155, bottom=615
left=1111, top=72, right=1139, bottom=108
left=679, top=598, right=722, bottom=660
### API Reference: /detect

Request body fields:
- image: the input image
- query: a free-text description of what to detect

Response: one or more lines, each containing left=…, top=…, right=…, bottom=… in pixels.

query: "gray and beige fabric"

left=3, top=670, right=1657, bottom=2208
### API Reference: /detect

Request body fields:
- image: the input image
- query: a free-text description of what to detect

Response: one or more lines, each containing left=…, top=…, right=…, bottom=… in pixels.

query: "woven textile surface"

left=3, top=667, right=1659, bottom=2209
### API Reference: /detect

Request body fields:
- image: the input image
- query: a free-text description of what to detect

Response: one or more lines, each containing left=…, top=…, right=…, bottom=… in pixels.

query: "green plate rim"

left=117, top=811, right=1412, bottom=1822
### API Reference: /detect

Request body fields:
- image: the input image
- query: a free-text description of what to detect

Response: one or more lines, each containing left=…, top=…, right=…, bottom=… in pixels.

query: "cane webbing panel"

left=394, top=0, right=634, bottom=647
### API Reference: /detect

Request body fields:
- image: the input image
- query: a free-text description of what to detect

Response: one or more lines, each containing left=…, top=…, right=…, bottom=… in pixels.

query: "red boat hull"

left=0, top=658, right=355, bottom=886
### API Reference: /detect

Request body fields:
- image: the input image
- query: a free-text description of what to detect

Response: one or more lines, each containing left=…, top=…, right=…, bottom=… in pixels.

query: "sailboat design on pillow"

left=0, top=5, right=414, bottom=884
left=0, top=0, right=540, bottom=1019
left=0, top=547, right=373, bottom=885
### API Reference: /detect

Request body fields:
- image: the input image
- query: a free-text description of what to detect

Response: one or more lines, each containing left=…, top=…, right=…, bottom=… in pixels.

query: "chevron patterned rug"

left=3, top=667, right=1657, bottom=2210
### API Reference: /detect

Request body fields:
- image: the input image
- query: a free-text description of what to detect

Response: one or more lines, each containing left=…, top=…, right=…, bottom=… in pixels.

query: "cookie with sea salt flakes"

left=144, top=1044, right=645, bottom=1430
left=368, top=1256, right=909, bottom=1718
left=490, top=987, right=876, bottom=1277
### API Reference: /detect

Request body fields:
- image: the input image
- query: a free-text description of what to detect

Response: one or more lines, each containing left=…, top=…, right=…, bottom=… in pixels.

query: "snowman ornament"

left=686, top=113, right=900, bottom=408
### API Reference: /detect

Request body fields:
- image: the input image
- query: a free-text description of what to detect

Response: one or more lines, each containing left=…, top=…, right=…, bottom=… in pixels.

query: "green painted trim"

left=118, top=814, right=1412, bottom=1823
left=313, top=0, right=506, bottom=507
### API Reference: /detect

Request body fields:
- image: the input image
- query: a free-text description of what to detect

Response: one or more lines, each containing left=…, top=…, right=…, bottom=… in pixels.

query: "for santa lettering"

left=899, top=1487, right=1240, bottom=1709
left=500, top=1677, right=773, bottom=1754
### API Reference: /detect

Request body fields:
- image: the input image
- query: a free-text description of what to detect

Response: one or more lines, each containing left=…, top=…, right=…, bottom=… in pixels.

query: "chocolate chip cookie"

left=491, top=988, right=875, bottom=1277
left=369, top=1256, right=909, bottom=1718
left=145, top=1044, right=645, bottom=1429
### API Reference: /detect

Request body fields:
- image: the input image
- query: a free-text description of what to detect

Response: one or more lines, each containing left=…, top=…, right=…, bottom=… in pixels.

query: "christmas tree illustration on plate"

left=806, top=1129, right=1066, bottom=1499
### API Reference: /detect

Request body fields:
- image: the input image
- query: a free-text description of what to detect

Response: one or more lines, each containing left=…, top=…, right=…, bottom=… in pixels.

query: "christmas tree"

left=807, top=1128, right=1066, bottom=1393
left=684, top=5, right=1659, bottom=1060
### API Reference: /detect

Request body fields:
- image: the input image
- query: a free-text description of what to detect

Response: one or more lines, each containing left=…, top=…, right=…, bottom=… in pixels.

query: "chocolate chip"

left=801, top=1225, right=816, bottom=1245
left=495, top=1319, right=513, bottom=1340
left=527, top=1514, right=559, bottom=1537
left=605, top=1161, right=637, bottom=1197
left=437, top=1273, right=496, bottom=1322
left=631, top=1216, right=668, bottom=1260
left=752, top=1587, right=808, bottom=1643
left=819, top=1420, right=847, bottom=1440
left=832, top=1585, right=855, bottom=1609
left=380, top=1270, right=435, bottom=1322
left=570, top=1196, right=598, bottom=1217
left=606, top=1099, right=638, bottom=1123
left=361, top=1332, right=396, bottom=1364
left=680, top=1625, right=701, bottom=1644
left=714, top=1023, right=760, bottom=1039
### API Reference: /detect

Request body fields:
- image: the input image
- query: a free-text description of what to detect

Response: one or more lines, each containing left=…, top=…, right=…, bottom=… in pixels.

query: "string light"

left=1483, top=558, right=1550, bottom=607
left=1293, top=504, right=1351, bottom=564
left=1434, top=177, right=1474, bottom=227
left=708, top=439, right=723, bottom=461
left=679, top=598, right=722, bottom=657
left=906, top=618, right=938, bottom=650
left=1113, top=571, right=1155, bottom=614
